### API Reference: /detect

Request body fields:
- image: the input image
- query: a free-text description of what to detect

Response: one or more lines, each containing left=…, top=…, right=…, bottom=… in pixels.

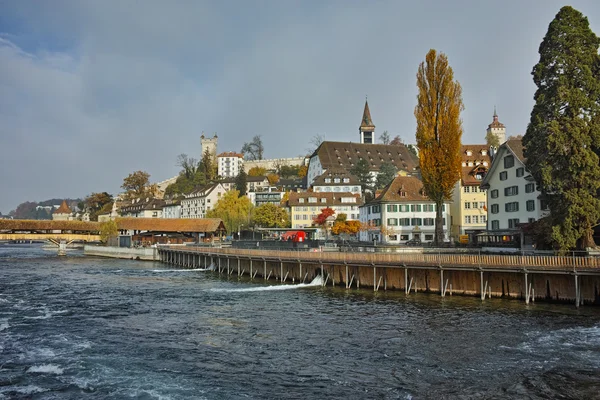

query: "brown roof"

left=217, top=151, right=243, bottom=158
left=54, top=200, right=72, bottom=214
left=488, top=111, right=505, bottom=129
left=360, top=100, right=375, bottom=130
left=506, top=138, right=524, bottom=162
left=287, top=192, right=364, bottom=207
left=116, top=218, right=226, bottom=233
left=460, top=144, right=492, bottom=186
left=0, top=219, right=100, bottom=232
left=312, top=141, right=419, bottom=173
left=370, top=175, right=431, bottom=203
left=120, top=198, right=166, bottom=213
left=312, top=168, right=360, bottom=187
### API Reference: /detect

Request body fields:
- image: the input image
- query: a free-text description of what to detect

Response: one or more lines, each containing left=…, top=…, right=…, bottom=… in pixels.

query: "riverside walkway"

left=158, top=246, right=600, bottom=306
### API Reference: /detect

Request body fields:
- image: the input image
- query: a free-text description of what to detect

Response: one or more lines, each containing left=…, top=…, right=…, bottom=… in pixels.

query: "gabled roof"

left=54, top=200, right=72, bottom=214
left=460, top=144, right=492, bottom=186
left=311, top=141, right=419, bottom=173
left=312, top=167, right=360, bottom=186
left=217, top=151, right=244, bottom=158
left=369, top=175, right=430, bottom=203
left=120, top=198, right=166, bottom=213
left=185, top=183, right=224, bottom=198
left=360, top=100, right=375, bottom=129
left=480, top=138, right=527, bottom=188
left=116, top=218, right=226, bottom=233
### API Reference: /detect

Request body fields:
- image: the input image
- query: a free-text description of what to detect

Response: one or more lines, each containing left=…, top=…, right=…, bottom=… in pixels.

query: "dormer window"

left=334, top=178, right=340, bottom=183
left=308, top=197, right=317, bottom=203
left=483, top=161, right=488, bottom=166
left=399, top=191, right=407, bottom=197
left=481, top=150, right=487, bottom=156
left=321, top=198, right=327, bottom=203
left=468, top=162, right=473, bottom=167
left=299, top=198, right=305, bottom=203
left=466, top=150, right=473, bottom=156
left=462, top=162, right=467, bottom=167
left=325, top=178, right=331, bottom=183
left=343, top=178, right=349, bottom=183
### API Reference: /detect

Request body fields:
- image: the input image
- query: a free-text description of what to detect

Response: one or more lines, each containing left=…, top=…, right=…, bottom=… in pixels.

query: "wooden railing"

left=159, top=246, right=600, bottom=271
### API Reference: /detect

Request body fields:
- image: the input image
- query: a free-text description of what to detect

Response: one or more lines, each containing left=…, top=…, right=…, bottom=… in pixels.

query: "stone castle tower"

left=200, top=133, right=218, bottom=159
left=359, top=99, right=375, bottom=144
left=486, top=108, right=506, bottom=145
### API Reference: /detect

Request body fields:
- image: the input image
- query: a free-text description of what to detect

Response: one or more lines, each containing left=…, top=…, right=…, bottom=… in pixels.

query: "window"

left=464, top=202, right=471, bottom=209
left=424, top=204, right=434, bottom=212
left=400, top=218, right=411, bottom=226
left=400, top=234, right=409, bottom=240
left=480, top=202, right=486, bottom=209
left=504, top=186, right=519, bottom=196
left=491, top=220, right=499, bottom=230
left=525, top=183, right=535, bottom=193
left=541, top=200, right=549, bottom=210
left=299, top=198, right=305, bottom=203
left=528, top=218, right=536, bottom=223
left=499, top=171, right=508, bottom=181
left=491, top=189, right=499, bottom=199
left=505, top=202, right=519, bottom=212
left=343, top=178, right=349, bottom=183
left=425, top=234, right=434, bottom=240
left=465, top=216, right=471, bottom=224
left=411, top=218, right=422, bottom=226
left=508, top=218, right=520, bottom=229
left=473, top=186, right=478, bottom=193
left=491, top=204, right=499, bottom=214
left=324, top=178, right=331, bottom=183
left=504, top=155, right=514, bottom=168
left=472, top=202, right=478, bottom=208
left=387, top=218, right=398, bottom=226
left=400, top=205, right=410, bottom=212
left=481, top=216, right=487, bottom=223
left=526, top=200, right=535, bottom=211
left=387, top=205, right=398, bottom=212
left=463, top=186, right=470, bottom=193
left=308, top=197, right=317, bottom=203
left=473, top=215, right=479, bottom=224
left=321, top=198, right=327, bottom=203
left=334, top=178, right=340, bottom=183
left=388, top=235, right=398, bottom=241
left=424, top=218, right=434, bottom=226
left=516, top=167, right=524, bottom=177
left=411, top=204, right=422, bottom=212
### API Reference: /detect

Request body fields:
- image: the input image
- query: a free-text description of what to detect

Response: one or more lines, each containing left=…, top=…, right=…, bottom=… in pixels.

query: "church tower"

left=359, top=99, right=375, bottom=144
left=486, top=108, right=506, bottom=145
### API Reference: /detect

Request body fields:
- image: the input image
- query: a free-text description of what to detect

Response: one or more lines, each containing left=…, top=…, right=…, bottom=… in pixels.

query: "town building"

left=449, top=145, right=491, bottom=240
left=286, top=192, right=363, bottom=229
left=180, top=183, right=226, bottom=219
left=278, top=177, right=305, bottom=192
left=120, top=198, right=166, bottom=218
left=52, top=200, right=72, bottom=221
left=306, top=101, right=418, bottom=186
left=217, top=151, right=244, bottom=178
left=254, top=189, right=285, bottom=207
left=359, top=175, right=450, bottom=245
left=221, top=176, right=271, bottom=193
left=311, top=168, right=362, bottom=195
left=161, top=199, right=182, bottom=219
left=480, top=138, right=548, bottom=231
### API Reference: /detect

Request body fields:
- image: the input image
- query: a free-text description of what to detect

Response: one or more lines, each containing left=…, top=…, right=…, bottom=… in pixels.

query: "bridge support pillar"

left=58, top=240, right=67, bottom=256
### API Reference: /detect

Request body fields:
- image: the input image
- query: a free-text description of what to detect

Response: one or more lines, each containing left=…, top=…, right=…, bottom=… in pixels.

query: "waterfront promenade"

left=157, top=246, right=600, bottom=306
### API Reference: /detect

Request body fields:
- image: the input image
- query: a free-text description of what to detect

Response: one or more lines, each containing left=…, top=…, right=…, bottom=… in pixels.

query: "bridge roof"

left=0, top=219, right=100, bottom=232
left=116, top=218, right=226, bottom=233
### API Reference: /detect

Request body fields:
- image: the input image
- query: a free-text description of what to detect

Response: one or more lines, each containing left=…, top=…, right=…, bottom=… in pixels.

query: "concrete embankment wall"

left=158, top=249, right=600, bottom=305
left=84, top=245, right=158, bottom=261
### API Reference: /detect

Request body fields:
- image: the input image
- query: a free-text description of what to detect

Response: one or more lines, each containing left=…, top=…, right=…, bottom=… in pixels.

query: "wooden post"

left=373, top=266, right=376, bottom=292
left=574, top=274, right=579, bottom=308
left=405, top=268, right=408, bottom=294
left=524, top=272, right=529, bottom=304
left=345, top=265, right=349, bottom=289
left=480, top=271, right=484, bottom=301
left=440, top=268, right=444, bottom=297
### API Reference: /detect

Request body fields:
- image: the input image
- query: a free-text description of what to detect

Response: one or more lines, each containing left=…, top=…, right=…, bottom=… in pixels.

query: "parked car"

left=405, top=238, right=422, bottom=246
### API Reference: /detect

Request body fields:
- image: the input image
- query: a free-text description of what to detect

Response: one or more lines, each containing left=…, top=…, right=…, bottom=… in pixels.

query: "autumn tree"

left=253, top=203, right=290, bottom=228
left=241, top=135, right=264, bottom=160
left=248, top=166, right=267, bottom=177
left=267, top=173, right=280, bottom=185
left=523, top=6, right=600, bottom=251
left=485, top=130, right=500, bottom=148
left=207, top=190, right=253, bottom=234
left=235, top=170, right=248, bottom=196
left=314, top=207, right=335, bottom=238
left=415, top=49, right=464, bottom=245
left=277, top=164, right=300, bottom=178
left=298, top=165, right=308, bottom=178
left=165, top=154, right=207, bottom=196
left=379, top=130, right=390, bottom=145
left=331, top=213, right=361, bottom=237
left=376, top=161, right=398, bottom=189
left=121, top=171, right=158, bottom=200
left=389, top=135, right=403, bottom=146
left=99, top=220, right=118, bottom=243
left=85, top=192, right=113, bottom=221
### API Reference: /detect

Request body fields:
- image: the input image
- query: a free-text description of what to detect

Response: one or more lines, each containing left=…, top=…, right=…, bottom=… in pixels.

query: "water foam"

left=210, top=275, right=323, bottom=293
left=152, top=268, right=211, bottom=272
left=0, top=319, right=9, bottom=332
left=27, top=364, right=64, bottom=375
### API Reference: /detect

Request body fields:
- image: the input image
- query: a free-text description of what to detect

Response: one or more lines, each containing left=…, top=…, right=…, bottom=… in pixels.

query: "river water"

left=1, top=244, right=599, bottom=399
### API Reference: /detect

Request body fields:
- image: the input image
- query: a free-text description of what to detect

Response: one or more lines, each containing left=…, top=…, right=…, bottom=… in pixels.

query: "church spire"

left=359, top=98, right=375, bottom=144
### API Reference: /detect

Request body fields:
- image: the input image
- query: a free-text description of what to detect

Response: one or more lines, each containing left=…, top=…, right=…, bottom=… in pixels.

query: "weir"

left=157, top=246, right=600, bottom=306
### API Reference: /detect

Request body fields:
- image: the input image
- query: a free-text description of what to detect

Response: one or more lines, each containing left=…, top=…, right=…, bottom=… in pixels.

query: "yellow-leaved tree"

left=207, top=190, right=254, bottom=235
left=415, top=49, right=463, bottom=245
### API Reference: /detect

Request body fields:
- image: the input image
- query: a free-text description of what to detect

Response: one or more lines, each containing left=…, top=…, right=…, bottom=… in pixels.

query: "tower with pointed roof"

left=486, top=108, right=506, bottom=145
left=52, top=200, right=72, bottom=221
left=359, top=99, right=375, bottom=144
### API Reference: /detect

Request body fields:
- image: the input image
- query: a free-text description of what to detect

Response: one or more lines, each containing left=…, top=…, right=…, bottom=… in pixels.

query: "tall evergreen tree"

left=350, top=158, right=374, bottom=194
left=235, top=170, right=248, bottom=196
left=415, top=49, right=464, bottom=245
left=523, top=6, right=600, bottom=251
left=376, top=161, right=398, bottom=189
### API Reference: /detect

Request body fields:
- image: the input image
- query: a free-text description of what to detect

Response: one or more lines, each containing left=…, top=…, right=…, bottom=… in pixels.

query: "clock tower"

left=359, top=99, right=375, bottom=144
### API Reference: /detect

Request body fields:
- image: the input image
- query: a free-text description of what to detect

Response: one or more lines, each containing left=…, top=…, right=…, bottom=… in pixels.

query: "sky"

left=1, top=0, right=599, bottom=214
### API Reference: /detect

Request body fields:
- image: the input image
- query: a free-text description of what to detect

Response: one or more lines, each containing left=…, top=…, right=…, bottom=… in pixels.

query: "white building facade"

left=481, top=139, right=548, bottom=231
left=359, top=176, right=450, bottom=245
left=181, top=183, right=226, bottom=219
left=217, top=152, right=244, bottom=178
